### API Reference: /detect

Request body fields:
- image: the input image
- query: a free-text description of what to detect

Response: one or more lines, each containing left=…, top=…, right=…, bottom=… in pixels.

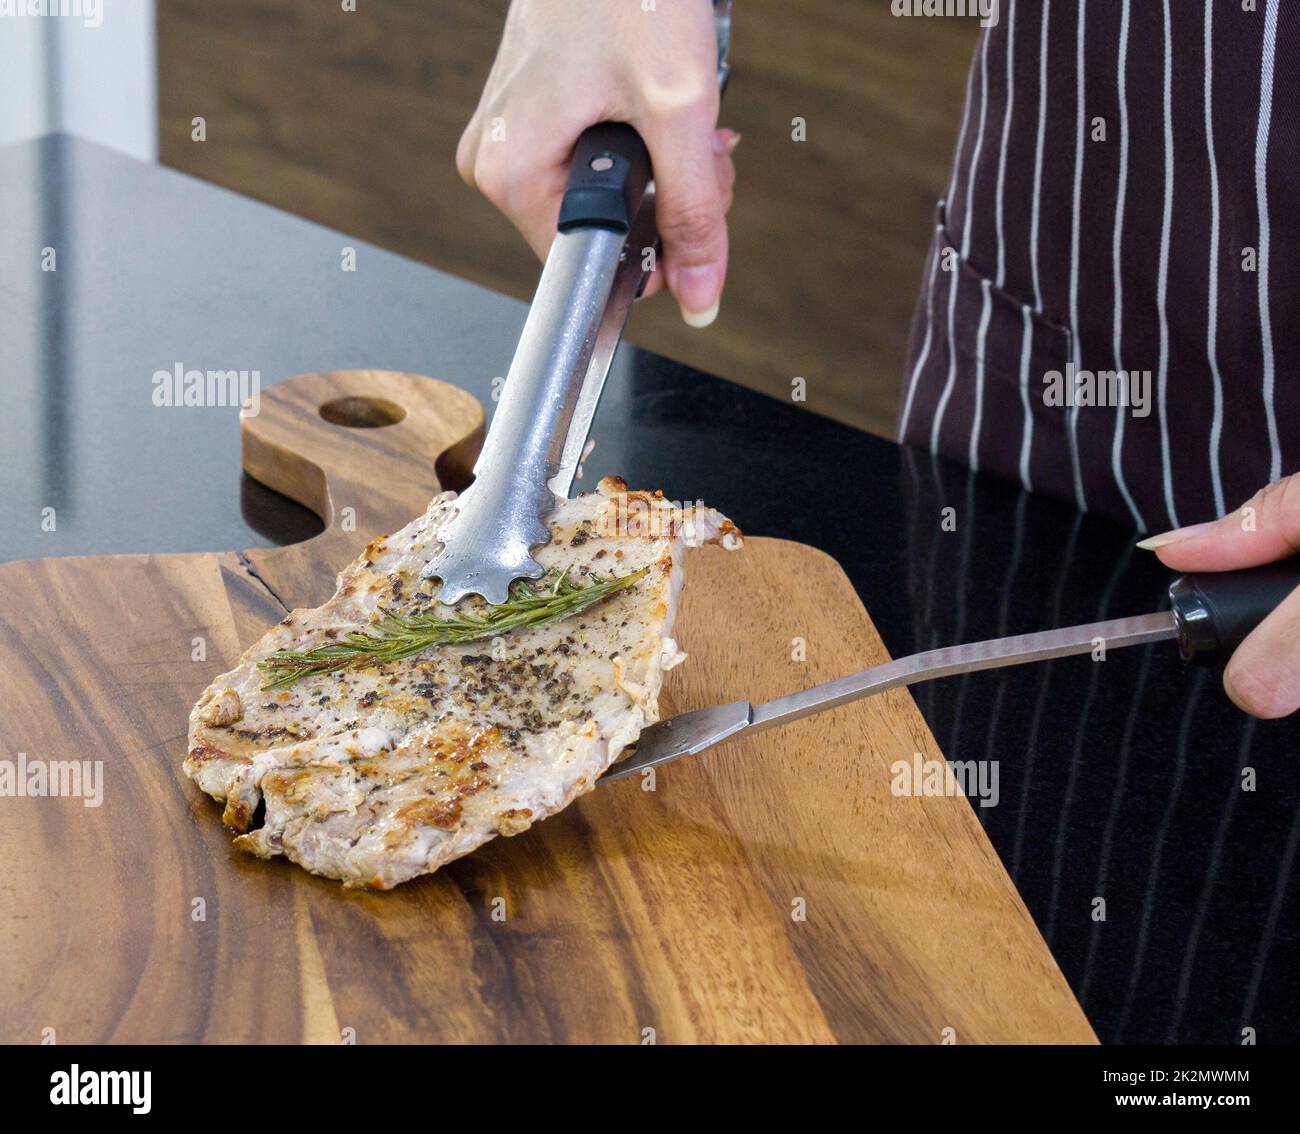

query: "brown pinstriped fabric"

left=900, top=0, right=1297, bottom=531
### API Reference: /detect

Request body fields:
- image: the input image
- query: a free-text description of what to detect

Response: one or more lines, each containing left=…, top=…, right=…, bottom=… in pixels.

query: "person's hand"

left=1140, top=474, right=1300, bottom=718
left=457, top=0, right=737, bottom=327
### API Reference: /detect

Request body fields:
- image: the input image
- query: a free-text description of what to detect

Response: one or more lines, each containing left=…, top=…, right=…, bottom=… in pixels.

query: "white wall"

left=0, top=0, right=157, bottom=160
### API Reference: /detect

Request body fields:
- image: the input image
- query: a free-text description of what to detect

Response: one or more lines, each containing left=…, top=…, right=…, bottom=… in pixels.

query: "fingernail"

left=1136, top=534, right=1178, bottom=550
left=680, top=298, right=720, bottom=329
left=673, top=263, right=722, bottom=328
left=1136, top=520, right=1216, bottom=551
left=714, top=129, right=742, bottom=154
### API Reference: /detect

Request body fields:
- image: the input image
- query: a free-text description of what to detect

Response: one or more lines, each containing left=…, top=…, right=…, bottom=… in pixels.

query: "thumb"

left=639, top=116, right=729, bottom=328
left=1141, top=475, right=1300, bottom=571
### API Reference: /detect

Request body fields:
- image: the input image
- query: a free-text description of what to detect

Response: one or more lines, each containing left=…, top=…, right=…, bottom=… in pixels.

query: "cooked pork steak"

left=186, top=477, right=740, bottom=889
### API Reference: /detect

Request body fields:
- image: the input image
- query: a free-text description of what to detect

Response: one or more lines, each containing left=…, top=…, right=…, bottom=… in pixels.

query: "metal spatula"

left=425, top=123, right=657, bottom=604
left=600, top=557, right=1300, bottom=783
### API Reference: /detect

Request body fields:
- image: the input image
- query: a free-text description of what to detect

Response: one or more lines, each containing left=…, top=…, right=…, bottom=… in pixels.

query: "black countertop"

left=2, top=134, right=1296, bottom=1045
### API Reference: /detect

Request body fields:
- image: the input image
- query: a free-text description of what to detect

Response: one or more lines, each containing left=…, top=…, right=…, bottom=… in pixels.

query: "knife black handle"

left=557, top=122, right=652, bottom=234
left=1169, top=555, right=1300, bottom=664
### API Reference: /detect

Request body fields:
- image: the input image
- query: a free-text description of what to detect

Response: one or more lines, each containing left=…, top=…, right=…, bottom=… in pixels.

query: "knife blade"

left=601, top=611, right=1176, bottom=784
left=600, top=555, right=1300, bottom=784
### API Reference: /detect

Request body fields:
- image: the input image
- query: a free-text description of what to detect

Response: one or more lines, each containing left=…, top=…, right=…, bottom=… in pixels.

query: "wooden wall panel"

left=157, top=0, right=979, bottom=436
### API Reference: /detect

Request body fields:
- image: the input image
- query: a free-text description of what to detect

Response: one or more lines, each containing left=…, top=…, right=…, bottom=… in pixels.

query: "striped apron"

left=899, top=0, right=1298, bottom=532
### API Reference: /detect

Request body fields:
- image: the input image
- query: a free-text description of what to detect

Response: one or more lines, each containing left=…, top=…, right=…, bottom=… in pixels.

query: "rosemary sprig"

left=256, top=565, right=649, bottom=691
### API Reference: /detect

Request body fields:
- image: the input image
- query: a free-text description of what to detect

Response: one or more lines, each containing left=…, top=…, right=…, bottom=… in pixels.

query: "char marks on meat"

left=186, top=477, right=740, bottom=889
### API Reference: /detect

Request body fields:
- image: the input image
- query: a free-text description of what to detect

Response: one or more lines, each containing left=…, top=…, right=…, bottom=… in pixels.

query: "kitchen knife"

left=600, top=557, right=1300, bottom=784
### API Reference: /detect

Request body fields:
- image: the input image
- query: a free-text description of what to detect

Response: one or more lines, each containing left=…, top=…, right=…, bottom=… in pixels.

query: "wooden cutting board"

left=0, top=370, right=1094, bottom=1044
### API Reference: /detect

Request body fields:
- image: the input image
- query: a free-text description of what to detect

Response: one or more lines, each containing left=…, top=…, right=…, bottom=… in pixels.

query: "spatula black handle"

left=1169, top=556, right=1300, bottom=664
left=557, top=123, right=652, bottom=235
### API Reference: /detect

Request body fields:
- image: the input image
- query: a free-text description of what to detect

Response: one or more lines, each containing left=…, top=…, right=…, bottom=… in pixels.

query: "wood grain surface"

left=0, top=370, right=1093, bottom=1044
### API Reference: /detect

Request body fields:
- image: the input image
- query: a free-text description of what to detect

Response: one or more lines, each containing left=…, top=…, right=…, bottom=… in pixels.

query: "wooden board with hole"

left=0, top=369, right=1094, bottom=1044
